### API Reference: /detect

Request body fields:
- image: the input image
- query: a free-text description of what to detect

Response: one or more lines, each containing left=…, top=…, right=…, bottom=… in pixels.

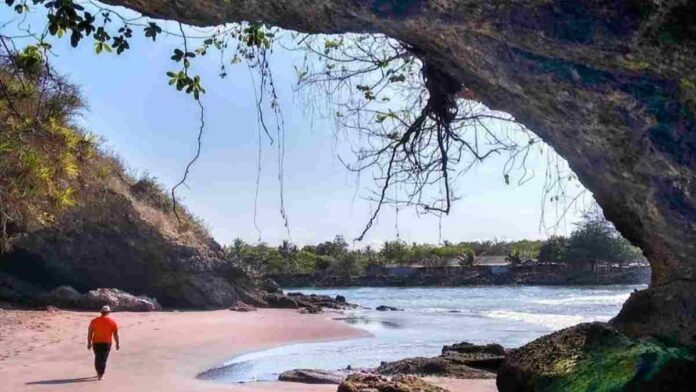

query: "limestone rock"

left=298, top=306, right=323, bottom=314
left=611, top=281, right=696, bottom=347
left=497, top=322, right=696, bottom=392
left=278, top=369, right=348, bottom=384
left=338, top=374, right=447, bottom=392
left=229, top=302, right=257, bottom=312
left=442, top=342, right=506, bottom=356
left=378, top=355, right=497, bottom=379
left=264, top=292, right=357, bottom=310
left=80, top=288, right=161, bottom=312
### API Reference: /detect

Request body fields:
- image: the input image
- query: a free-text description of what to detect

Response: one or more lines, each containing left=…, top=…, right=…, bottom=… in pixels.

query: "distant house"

left=473, top=255, right=511, bottom=275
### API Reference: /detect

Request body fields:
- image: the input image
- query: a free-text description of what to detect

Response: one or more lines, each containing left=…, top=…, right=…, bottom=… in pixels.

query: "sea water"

left=200, top=285, right=644, bottom=383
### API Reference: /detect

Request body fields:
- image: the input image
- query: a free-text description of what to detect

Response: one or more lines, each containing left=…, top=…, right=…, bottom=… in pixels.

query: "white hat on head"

left=100, top=305, right=112, bottom=313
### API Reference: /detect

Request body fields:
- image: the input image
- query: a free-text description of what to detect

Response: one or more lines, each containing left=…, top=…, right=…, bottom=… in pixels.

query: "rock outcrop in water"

left=97, top=0, right=696, bottom=347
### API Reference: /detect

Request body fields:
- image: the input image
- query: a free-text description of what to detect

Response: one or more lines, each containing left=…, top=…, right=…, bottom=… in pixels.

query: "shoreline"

left=1, top=309, right=367, bottom=391
left=1, top=308, right=497, bottom=391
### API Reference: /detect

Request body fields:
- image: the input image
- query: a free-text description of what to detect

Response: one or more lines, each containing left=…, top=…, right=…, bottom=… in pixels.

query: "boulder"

left=378, top=355, right=496, bottom=379
left=335, top=295, right=346, bottom=303
left=497, top=322, right=696, bottom=392
left=229, top=302, right=257, bottom=312
left=612, top=281, right=696, bottom=347
left=263, top=292, right=358, bottom=310
left=298, top=306, right=323, bottom=314
left=80, top=288, right=161, bottom=312
left=263, top=293, right=299, bottom=308
left=442, top=342, right=507, bottom=356
left=279, top=369, right=348, bottom=384
left=376, top=305, right=402, bottom=311
left=257, top=277, right=282, bottom=294
left=43, top=285, right=82, bottom=307
left=338, top=374, right=447, bottom=392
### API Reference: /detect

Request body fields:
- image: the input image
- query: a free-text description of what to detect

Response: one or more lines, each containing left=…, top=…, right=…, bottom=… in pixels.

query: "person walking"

left=87, top=305, right=120, bottom=380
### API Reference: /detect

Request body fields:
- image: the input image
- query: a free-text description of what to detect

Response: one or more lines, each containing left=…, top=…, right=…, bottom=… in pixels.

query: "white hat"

left=100, top=305, right=112, bottom=313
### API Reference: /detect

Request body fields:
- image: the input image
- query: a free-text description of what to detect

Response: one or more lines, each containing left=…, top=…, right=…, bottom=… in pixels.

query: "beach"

left=0, top=309, right=497, bottom=391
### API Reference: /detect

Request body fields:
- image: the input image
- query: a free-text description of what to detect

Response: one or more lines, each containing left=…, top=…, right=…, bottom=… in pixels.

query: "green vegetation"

left=0, top=45, right=208, bottom=251
left=541, top=328, right=695, bottom=392
left=0, top=45, right=94, bottom=250
left=564, top=211, right=643, bottom=270
left=226, top=211, right=645, bottom=278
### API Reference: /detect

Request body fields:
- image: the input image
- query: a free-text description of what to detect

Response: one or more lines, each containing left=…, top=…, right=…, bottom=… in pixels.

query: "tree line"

left=224, top=211, right=646, bottom=278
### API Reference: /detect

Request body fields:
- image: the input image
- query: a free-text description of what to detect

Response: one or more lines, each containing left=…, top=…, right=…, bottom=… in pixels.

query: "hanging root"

left=355, top=61, right=462, bottom=241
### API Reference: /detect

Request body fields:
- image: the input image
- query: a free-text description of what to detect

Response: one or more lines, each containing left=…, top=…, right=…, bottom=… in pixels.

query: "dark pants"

left=92, top=343, right=112, bottom=376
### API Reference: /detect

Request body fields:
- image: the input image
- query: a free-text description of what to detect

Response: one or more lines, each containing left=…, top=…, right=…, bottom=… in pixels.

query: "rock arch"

left=100, top=0, right=695, bottom=345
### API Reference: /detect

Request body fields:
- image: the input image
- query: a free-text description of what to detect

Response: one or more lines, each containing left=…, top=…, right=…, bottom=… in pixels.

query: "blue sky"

left=0, top=3, right=591, bottom=247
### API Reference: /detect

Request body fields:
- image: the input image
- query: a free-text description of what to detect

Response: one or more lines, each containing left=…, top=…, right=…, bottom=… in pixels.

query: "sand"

left=0, top=308, right=497, bottom=391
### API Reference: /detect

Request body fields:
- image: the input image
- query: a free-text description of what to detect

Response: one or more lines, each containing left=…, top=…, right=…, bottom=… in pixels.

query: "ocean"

left=200, top=285, right=645, bottom=383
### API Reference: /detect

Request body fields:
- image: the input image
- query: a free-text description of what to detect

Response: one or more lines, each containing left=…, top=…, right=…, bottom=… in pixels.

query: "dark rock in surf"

left=376, top=305, right=402, bottom=311
left=442, top=341, right=507, bottom=356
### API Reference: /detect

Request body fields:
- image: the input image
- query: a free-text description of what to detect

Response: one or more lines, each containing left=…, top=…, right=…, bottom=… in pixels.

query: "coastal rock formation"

left=271, top=265, right=652, bottom=288
left=612, top=280, right=696, bottom=347
left=442, top=342, right=507, bottom=357
left=497, top=322, right=696, bottom=392
left=0, top=159, right=263, bottom=309
left=278, top=368, right=349, bottom=384
left=263, top=292, right=358, bottom=311
left=378, top=356, right=496, bottom=379
left=338, top=374, right=447, bottom=392
left=81, top=288, right=161, bottom=312
left=99, top=0, right=696, bottom=346
left=229, top=303, right=257, bottom=312
left=37, top=286, right=161, bottom=311
left=377, top=341, right=505, bottom=378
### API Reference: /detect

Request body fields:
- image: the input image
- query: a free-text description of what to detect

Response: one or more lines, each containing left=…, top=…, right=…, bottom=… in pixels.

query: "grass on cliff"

left=0, top=47, right=209, bottom=251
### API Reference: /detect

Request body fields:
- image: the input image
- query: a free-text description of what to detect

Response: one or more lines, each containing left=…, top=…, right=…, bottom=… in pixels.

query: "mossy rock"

left=497, top=322, right=696, bottom=392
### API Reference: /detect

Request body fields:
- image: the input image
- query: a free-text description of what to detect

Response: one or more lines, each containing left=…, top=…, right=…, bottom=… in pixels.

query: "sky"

left=0, top=3, right=592, bottom=248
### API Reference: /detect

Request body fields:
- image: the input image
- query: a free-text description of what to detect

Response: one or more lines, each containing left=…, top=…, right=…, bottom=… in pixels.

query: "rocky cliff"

left=0, top=155, right=261, bottom=309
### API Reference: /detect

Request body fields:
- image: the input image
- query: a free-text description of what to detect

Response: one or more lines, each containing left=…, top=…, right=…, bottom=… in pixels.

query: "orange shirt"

left=89, top=316, right=118, bottom=344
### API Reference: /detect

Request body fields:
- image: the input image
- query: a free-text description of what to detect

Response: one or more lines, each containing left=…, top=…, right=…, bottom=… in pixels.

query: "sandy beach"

left=0, top=309, right=497, bottom=392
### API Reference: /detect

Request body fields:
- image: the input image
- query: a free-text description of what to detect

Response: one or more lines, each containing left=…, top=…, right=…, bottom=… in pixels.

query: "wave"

left=483, top=310, right=607, bottom=330
left=531, top=293, right=630, bottom=306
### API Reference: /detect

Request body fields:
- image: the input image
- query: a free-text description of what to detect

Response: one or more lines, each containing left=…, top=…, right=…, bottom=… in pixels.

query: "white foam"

left=483, top=310, right=606, bottom=330
left=532, top=293, right=630, bottom=306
